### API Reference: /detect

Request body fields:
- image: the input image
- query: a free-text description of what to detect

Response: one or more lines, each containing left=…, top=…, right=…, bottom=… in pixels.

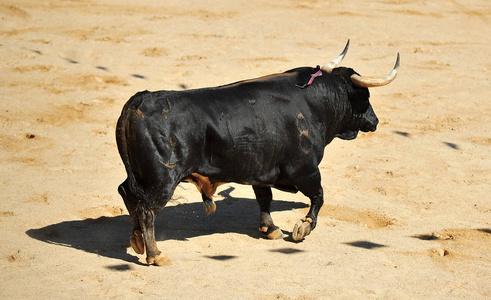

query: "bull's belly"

left=205, top=150, right=281, bottom=181
left=181, top=158, right=299, bottom=197
left=181, top=171, right=299, bottom=198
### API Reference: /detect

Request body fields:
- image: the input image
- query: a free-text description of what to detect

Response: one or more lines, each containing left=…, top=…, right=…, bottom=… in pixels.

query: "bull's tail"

left=115, top=95, right=146, bottom=214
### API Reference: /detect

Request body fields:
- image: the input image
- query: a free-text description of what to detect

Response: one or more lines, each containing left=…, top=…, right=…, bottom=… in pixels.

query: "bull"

left=116, top=40, right=399, bottom=265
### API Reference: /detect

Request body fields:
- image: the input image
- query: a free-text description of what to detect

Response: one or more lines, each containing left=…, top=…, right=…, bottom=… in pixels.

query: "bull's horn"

left=350, top=53, right=400, bottom=88
left=322, top=39, right=350, bottom=73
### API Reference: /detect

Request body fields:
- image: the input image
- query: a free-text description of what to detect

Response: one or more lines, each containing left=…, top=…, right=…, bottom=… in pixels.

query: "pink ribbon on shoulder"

left=296, top=66, right=323, bottom=89
left=307, top=69, right=323, bottom=86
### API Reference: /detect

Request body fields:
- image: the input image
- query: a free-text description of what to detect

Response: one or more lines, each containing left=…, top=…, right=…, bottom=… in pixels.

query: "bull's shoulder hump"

left=215, top=72, right=298, bottom=89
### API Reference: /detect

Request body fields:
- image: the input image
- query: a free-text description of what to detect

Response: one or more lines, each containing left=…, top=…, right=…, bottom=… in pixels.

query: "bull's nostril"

left=372, top=118, right=379, bottom=131
left=374, top=117, right=379, bottom=126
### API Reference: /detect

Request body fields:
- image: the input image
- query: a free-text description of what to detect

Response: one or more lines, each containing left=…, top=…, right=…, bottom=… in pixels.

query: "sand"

left=0, top=0, right=490, bottom=298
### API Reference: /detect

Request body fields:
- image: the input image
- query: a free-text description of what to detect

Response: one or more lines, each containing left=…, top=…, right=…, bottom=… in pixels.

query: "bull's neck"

left=317, top=83, right=353, bottom=145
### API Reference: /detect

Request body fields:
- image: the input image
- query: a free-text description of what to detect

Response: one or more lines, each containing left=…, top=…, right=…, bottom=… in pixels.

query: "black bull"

left=116, top=45, right=399, bottom=265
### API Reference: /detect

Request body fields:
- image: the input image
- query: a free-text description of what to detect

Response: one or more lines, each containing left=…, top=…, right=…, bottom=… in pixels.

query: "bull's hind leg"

left=118, top=180, right=144, bottom=254
left=119, top=178, right=173, bottom=266
left=253, top=186, right=285, bottom=239
left=136, top=181, right=177, bottom=266
left=137, top=207, right=170, bottom=266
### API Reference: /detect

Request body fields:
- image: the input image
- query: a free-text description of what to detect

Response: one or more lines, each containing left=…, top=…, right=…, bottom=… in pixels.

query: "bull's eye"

left=352, top=100, right=369, bottom=114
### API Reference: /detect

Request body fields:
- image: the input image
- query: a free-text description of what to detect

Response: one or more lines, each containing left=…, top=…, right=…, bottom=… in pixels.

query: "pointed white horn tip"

left=343, top=39, right=350, bottom=54
left=394, top=52, right=400, bottom=71
left=336, top=39, right=350, bottom=61
left=322, top=39, right=350, bottom=72
left=385, top=53, right=401, bottom=80
left=350, top=53, right=401, bottom=88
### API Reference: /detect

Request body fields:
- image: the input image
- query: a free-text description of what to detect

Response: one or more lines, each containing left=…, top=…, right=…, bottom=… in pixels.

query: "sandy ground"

left=1, top=0, right=490, bottom=298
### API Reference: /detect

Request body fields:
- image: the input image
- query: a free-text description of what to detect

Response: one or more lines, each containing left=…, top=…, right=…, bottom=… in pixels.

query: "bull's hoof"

left=147, top=254, right=171, bottom=266
left=292, top=218, right=312, bottom=242
left=260, top=225, right=285, bottom=240
left=130, top=230, right=145, bottom=254
left=204, top=200, right=216, bottom=214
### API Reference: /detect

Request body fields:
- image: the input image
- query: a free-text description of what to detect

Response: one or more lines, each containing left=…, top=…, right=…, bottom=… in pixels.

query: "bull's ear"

left=118, top=184, right=127, bottom=197
left=331, top=67, right=357, bottom=78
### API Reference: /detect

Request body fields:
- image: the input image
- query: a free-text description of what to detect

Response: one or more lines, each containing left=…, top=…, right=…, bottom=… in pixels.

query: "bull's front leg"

left=253, top=186, right=285, bottom=239
left=291, top=171, right=324, bottom=241
left=292, top=194, right=323, bottom=241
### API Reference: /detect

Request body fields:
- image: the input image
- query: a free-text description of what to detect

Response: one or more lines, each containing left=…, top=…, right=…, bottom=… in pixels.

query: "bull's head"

left=322, top=40, right=400, bottom=140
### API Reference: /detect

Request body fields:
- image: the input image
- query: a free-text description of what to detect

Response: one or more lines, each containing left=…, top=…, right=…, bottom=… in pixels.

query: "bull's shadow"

left=26, top=194, right=308, bottom=264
